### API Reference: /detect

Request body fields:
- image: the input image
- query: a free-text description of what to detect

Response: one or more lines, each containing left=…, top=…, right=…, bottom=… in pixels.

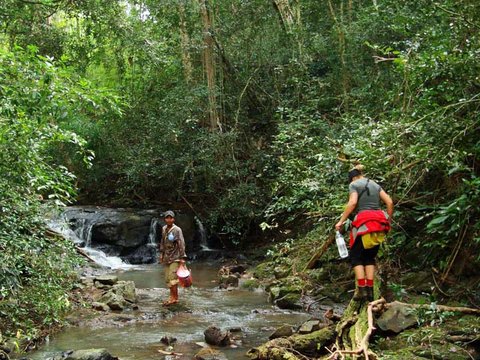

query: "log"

left=304, top=235, right=335, bottom=271
left=158, top=349, right=183, bottom=356
left=387, top=301, right=480, bottom=315
left=247, top=326, right=336, bottom=360
left=75, top=246, right=96, bottom=263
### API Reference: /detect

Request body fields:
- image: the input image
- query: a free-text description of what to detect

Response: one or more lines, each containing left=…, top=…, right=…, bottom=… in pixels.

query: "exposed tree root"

left=248, top=288, right=480, bottom=360
left=325, top=297, right=480, bottom=359
left=246, top=326, right=336, bottom=360
left=328, top=298, right=384, bottom=360
left=0, top=349, right=10, bottom=360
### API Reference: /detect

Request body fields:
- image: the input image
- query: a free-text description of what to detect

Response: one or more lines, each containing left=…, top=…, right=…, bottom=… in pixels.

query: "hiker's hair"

left=348, top=164, right=365, bottom=182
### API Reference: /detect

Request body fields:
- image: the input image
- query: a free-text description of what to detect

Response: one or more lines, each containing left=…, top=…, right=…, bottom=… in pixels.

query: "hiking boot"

left=353, top=286, right=368, bottom=301
left=366, top=287, right=374, bottom=302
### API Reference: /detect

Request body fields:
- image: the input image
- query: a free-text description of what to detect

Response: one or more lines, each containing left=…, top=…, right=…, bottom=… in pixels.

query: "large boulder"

left=122, top=245, right=157, bottom=265
left=274, top=294, right=302, bottom=310
left=219, top=274, right=239, bottom=289
left=112, top=281, right=137, bottom=303
left=98, top=291, right=126, bottom=311
left=377, top=303, right=418, bottom=333
left=204, top=326, right=231, bottom=346
left=269, top=325, right=293, bottom=340
left=95, top=275, right=118, bottom=286
left=298, top=320, right=327, bottom=334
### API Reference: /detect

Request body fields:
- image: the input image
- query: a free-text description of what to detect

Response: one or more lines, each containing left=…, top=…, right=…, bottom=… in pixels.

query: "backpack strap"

left=357, top=179, right=370, bottom=200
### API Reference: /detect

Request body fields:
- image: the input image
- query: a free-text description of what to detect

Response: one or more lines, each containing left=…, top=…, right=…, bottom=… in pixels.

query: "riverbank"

left=247, top=226, right=480, bottom=359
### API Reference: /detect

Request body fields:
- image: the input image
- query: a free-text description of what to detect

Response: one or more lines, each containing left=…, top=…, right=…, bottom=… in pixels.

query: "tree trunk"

left=199, top=0, right=221, bottom=131
left=178, top=0, right=193, bottom=83
left=272, top=0, right=303, bottom=59
left=327, top=0, right=350, bottom=103
left=272, top=0, right=296, bottom=34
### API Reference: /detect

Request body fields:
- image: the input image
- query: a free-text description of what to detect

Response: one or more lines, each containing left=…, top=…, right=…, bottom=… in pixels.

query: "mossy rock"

left=275, top=293, right=302, bottom=310
left=274, top=265, right=291, bottom=279
left=268, top=279, right=306, bottom=303
left=253, top=262, right=273, bottom=280
left=307, top=268, right=330, bottom=282
left=240, top=279, right=260, bottom=290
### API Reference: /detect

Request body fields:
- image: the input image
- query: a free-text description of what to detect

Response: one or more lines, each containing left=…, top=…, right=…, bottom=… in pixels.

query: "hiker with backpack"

left=335, top=165, right=394, bottom=302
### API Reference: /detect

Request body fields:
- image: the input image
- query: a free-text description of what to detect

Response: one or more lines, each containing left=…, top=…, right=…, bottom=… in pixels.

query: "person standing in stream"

left=159, top=210, right=187, bottom=306
left=335, top=165, right=394, bottom=302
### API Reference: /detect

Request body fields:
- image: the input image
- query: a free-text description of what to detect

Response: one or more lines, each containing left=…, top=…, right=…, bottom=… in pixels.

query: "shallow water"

left=26, top=263, right=311, bottom=360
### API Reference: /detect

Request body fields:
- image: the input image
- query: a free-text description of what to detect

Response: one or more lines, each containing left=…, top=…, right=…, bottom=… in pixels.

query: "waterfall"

left=148, top=218, right=159, bottom=247
left=83, top=223, right=94, bottom=248
left=47, top=216, right=133, bottom=270
left=195, top=217, right=210, bottom=250
left=75, top=219, right=93, bottom=247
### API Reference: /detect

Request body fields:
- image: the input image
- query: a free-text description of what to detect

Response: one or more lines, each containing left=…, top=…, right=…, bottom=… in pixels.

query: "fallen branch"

left=158, top=349, right=183, bottom=356
left=388, top=301, right=480, bottom=315
left=304, top=235, right=335, bottom=271
left=446, top=335, right=480, bottom=343
left=179, top=194, right=203, bottom=221
left=75, top=246, right=96, bottom=263
left=373, top=55, right=396, bottom=63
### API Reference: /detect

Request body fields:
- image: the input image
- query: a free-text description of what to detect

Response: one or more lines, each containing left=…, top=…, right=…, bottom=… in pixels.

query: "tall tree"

left=178, top=0, right=193, bottom=83
left=199, top=0, right=221, bottom=131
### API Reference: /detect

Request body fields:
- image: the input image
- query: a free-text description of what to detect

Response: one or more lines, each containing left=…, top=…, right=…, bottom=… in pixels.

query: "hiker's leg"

left=365, top=265, right=375, bottom=280
left=163, top=262, right=180, bottom=305
left=171, top=284, right=178, bottom=303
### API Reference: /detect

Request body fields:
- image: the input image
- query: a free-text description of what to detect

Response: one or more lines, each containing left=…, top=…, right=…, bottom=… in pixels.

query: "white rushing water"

left=46, top=216, right=134, bottom=270
left=195, top=216, right=212, bottom=251
left=147, top=217, right=159, bottom=247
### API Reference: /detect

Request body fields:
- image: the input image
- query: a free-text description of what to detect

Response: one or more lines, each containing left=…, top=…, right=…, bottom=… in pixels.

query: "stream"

left=26, top=263, right=311, bottom=360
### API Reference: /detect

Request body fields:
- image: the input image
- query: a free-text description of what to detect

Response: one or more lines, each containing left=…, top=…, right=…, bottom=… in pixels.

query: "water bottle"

left=335, top=231, right=349, bottom=258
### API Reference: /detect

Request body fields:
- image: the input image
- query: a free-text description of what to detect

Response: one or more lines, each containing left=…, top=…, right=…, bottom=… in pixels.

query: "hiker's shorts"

left=350, top=237, right=379, bottom=267
left=164, top=262, right=180, bottom=287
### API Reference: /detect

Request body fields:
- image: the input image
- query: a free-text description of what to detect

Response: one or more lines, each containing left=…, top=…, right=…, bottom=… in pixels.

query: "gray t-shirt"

left=349, top=177, right=382, bottom=213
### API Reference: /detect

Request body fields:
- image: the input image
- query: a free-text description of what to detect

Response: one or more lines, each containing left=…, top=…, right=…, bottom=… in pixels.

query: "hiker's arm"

left=335, top=191, right=358, bottom=230
left=380, top=189, right=394, bottom=219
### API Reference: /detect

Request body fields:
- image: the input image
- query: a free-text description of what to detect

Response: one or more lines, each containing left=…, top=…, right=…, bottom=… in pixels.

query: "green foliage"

left=1, top=1, right=479, bottom=344
left=0, top=45, right=119, bottom=338
left=415, top=303, right=456, bottom=327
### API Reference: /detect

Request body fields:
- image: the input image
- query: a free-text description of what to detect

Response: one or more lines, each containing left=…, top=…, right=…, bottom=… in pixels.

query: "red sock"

left=357, top=278, right=366, bottom=287
left=366, top=279, right=374, bottom=287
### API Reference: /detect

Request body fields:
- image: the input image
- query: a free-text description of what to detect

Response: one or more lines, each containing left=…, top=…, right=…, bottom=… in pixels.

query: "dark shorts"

left=350, top=236, right=379, bottom=267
